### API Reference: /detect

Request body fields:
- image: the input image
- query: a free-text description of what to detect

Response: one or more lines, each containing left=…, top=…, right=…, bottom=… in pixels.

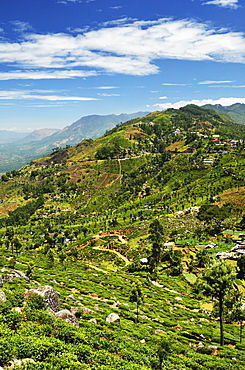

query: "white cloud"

left=97, top=93, right=120, bottom=97
left=4, top=127, right=33, bottom=132
left=10, top=21, right=34, bottom=33
left=154, top=97, right=245, bottom=110
left=198, top=80, right=234, bottom=84
left=101, top=18, right=137, bottom=27
left=56, top=0, right=84, bottom=4
left=0, top=90, right=98, bottom=101
left=67, top=26, right=90, bottom=34
left=203, top=0, right=239, bottom=8
left=0, top=70, right=97, bottom=80
left=162, top=83, right=187, bottom=86
left=1, top=18, right=245, bottom=78
left=94, top=86, right=118, bottom=89
left=159, top=96, right=168, bottom=99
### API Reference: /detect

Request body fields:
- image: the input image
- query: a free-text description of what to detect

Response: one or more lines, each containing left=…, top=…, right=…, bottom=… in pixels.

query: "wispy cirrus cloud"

left=97, top=93, right=120, bottom=97
left=154, top=97, right=245, bottom=110
left=56, top=0, right=95, bottom=4
left=0, top=70, right=97, bottom=80
left=0, top=90, right=98, bottom=101
left=162, top=83, right=187, bottom=86
left=101, top=17, right=137, bottom=27
left=10, top=20, right=34, bottom=33
left=198, top=80, right=234, bottom=84
left=94, top=86, right=118, bottom=89
left=1, top=18, right=245, bottom=80
left=203, top=0, right=239, bottom=8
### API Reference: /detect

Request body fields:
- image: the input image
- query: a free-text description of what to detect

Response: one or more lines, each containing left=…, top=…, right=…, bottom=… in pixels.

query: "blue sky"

left=1, top=0, right=245, bottom=131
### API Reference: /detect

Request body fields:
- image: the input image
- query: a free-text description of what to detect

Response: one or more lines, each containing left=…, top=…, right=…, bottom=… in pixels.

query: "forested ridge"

left=0, top=105, right=245, bottom=369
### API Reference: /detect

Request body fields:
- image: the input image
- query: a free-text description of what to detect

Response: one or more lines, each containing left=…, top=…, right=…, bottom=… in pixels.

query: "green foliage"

left=129, top=282, right=144, bottom=323
left=197, top=259, right=236, bottom=346
left=9, top=335, right=65, bottom=361
left=0, top=106, right=245, bottom=369
left=156, top=337, right=172, bottom=370
left=25, top=293, right=46, bottom=310
left=95, top=143, right=121, bottom=160
left=237, top=256, right=245, bottom=279
left=0, top=196, right=45, bottom=228
left=0, top=338, right=15, bottom=365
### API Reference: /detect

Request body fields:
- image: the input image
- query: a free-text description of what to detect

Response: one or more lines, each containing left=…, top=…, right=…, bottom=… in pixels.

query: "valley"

left=0, top=105, right=245, bottom=369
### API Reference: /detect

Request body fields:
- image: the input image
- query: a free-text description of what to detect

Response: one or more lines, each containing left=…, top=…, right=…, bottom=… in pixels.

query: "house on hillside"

left=173, top=128, right=181, bottom=135
left=231, top=242, right=245, bottom=253
left=205, top=242, right=217, bottom=249
left=203, top=158, right=214, bottom=165
left=164, top=242, right=175, bottom=249
left=216, top=252, right=233, bottom=259
left=216, top=241, right=245, bottom=259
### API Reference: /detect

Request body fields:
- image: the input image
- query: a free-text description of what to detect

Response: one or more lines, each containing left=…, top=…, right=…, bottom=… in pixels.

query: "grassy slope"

left=0, top=106, right=245, bottom=369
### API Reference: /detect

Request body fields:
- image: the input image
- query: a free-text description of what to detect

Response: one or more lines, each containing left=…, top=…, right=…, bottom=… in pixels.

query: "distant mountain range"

left=0, top=130, right=28, bottom=144
left=0, top=111, right=149, bottom=173
left=40, top=112, right=150, bottom=148
left=17, top=128, right=60, bottom=144
left=202, top=103, right=245, bottom=125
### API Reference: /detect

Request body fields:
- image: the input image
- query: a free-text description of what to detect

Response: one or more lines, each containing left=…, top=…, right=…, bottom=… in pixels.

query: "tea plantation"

left=0, top=105, right=245, bottom=369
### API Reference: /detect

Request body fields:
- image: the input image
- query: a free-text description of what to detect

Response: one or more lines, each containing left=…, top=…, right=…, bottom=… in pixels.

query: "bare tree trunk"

left=240, top=321, right=243, bottom=344
left=219, top=295, right=224, bottom=346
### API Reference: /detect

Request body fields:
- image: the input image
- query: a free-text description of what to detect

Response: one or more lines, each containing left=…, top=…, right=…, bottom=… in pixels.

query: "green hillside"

left=0, top=105, right=245, bottom=369
left=0, top=112, right=149, bottom=174
left=203, top=103, right=245, bottom=126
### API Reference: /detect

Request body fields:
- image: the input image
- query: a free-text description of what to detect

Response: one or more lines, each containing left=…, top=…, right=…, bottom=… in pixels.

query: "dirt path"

left=86, top=262, right=108, bottom=274
left=92, top=246, right=131, bottom=266
left=94, top=233, right=128, bottom=244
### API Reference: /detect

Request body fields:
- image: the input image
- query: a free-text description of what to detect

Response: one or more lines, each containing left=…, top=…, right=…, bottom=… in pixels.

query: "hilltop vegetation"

left=203, top=103, right=245, bottom=126
left=0, top=105, right=245, bottom=369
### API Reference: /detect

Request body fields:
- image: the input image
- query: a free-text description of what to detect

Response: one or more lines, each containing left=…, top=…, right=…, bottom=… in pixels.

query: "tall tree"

left=148, top=219, right=164, bottom=271
left=157, top=337, right=172, bottom=370
left=237, top=256, right=245, bottom=279
left=129, top=282, right=144, bottom=323
left=197, top=259, right=236, bottom=346
left=224, top=289, right=245, bottom=344
left=149, top=219, right=164, bottom=244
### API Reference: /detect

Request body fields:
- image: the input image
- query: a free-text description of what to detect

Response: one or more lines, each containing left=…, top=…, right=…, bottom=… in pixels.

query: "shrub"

left=74, top=343, right=94, bottom=363
left=25, top=292, right=46, bottom=310
left=54, top=321, right=87, bottom=344
left=10, top=335, right=65, bottom=361
left=48, top=352, right=90, bottom=370
left=2, top=311, right=22, bottom=330
left=0, top=338, right=15, bottom=365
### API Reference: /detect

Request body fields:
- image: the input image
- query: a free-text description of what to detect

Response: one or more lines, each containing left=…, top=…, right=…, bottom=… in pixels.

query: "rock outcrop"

left=106, top=312, right=120, bottom=324
left=0, top=289, right=6, bottom=303
left=27, top=285, right=60, bottom=312
left=4, top=269, right=29, bottom=282
left=55, top=309, right=79, bottom=327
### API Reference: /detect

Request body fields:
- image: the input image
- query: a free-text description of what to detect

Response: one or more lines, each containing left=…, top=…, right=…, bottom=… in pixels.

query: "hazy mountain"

left=0, top=111, right=150, bottom=173
left=42, top=111, right=151, bottom=147
left=0, top=130, right=28, bottom=144
left=202, top=103, right=245, bottom=125
left=18, top=128, right=60, bottom=143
